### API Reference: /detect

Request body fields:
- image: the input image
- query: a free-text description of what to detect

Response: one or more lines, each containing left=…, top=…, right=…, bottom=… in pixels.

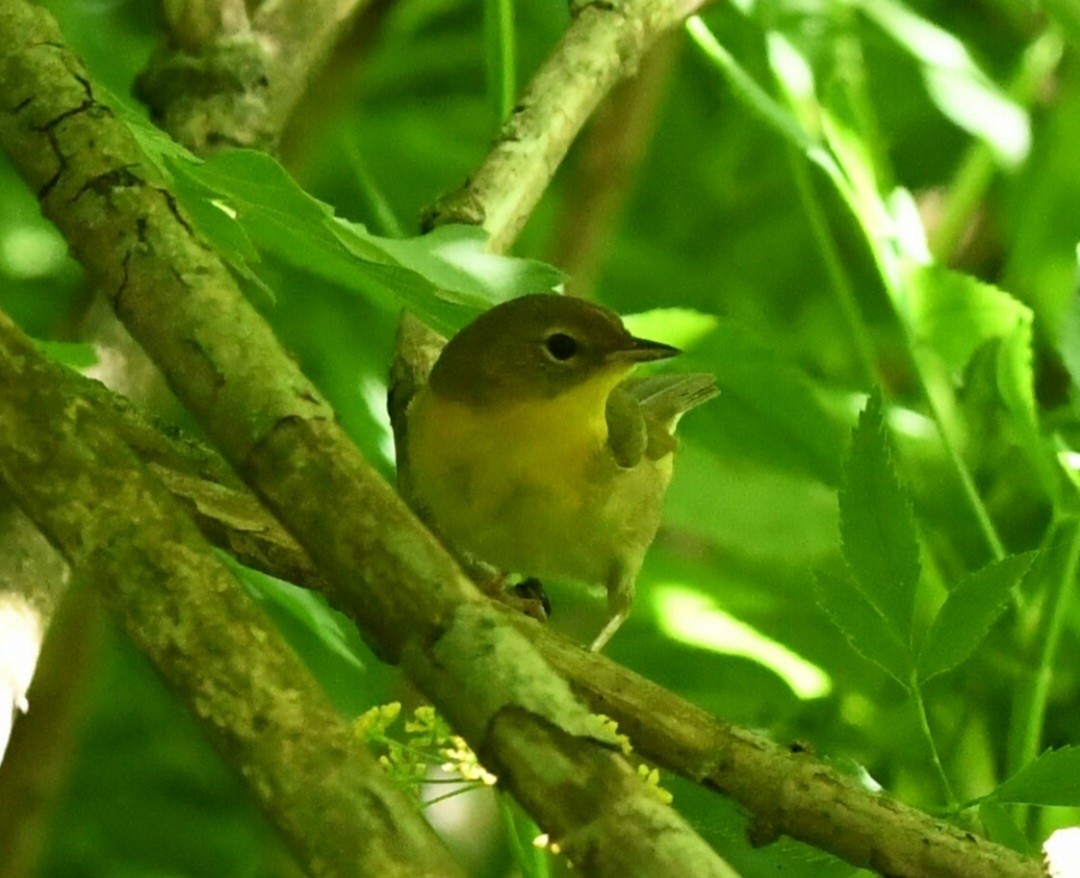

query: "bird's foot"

left=511, top=578, right=552, bottom=622
left=475, top=571, right=551, bottom=623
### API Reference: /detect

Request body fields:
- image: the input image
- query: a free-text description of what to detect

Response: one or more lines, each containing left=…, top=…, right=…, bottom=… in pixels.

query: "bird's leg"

left=591, top=568, right=635, bottom=652
left=589, top=610, right=627, bottom=652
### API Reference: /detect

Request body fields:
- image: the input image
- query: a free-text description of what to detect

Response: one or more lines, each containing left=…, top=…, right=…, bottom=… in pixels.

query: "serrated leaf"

left=813, top=568, right=911, bottom=687
left=840, top=389, right=920, bottom=639
left=906, top=262, right=1049, bottom=486
left=996, top=317, right=1039, bottom=437
left=917, top=553, right=1035, bottom=681
left=685, top=322, right=846, bottom=484
left=991, top=747, right=1080, bottom=806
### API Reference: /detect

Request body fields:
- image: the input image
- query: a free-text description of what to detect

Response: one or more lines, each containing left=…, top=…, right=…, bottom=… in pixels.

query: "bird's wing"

left=605, top=386, right=649, bottom=468
left=606, top=373, right=718, bottom=467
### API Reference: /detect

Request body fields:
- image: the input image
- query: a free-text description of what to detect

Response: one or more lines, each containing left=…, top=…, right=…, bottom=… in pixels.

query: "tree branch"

left=0, top=308, right=466, bottom=878
left=531, top=622, right=1045, bottom=878
left=423, top=0, right=706, bottom=252
left=0, top=5, right=739, bottom=877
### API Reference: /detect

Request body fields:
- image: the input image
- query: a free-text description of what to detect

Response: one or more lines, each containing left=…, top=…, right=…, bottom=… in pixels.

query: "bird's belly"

left=407, top=392, right=668, bottom=584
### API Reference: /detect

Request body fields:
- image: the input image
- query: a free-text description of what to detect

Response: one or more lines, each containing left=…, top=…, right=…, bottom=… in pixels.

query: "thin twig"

left=424, top=0, right=709, bottom=251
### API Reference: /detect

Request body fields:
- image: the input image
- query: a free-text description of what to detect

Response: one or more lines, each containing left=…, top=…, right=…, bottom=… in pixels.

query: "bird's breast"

left=407, top=385, right=637, bottom=581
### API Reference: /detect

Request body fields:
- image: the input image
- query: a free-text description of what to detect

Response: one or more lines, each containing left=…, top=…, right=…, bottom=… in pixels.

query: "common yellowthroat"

left=405, top=294, right=717, bottom=651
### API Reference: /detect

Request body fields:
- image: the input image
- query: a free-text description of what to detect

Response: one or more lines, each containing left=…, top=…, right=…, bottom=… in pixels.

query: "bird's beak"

left=608, top=337, right=681, bottom=363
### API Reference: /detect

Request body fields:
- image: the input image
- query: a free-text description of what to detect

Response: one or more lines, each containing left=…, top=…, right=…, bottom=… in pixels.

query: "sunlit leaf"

left=977, top=801, right=1031, bottom=855
left=32, top=339, right=99, bottom=370
left=223, top=555, right=368, bottom=676
left=906, top=263, right=1032, bottom=374
left=855, top=0, right=1030, bottom=166
left=162, top=150, right=562, bottom=334
left=622, top=308, right=719, bottom=350
left=1059, top=249, right=1080, bottom=386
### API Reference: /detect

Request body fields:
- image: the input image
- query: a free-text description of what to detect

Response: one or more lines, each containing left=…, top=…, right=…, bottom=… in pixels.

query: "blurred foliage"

left=3, top=0, right=1080, bottom=875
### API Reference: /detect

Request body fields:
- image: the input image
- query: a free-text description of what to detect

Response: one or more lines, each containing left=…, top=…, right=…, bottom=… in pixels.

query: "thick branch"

left=423, top=0, right=705, bottom=252
left=0, top=311, right=465, bottom=878
left=0, top=6, right=739, bottom=877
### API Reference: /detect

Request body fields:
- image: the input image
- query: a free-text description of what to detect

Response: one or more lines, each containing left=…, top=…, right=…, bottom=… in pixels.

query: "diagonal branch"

left=0, top=5, right=739, bottom=877
left=423, top=0, right=707, bottom=252
left=0, top=309, right=466, bottom=878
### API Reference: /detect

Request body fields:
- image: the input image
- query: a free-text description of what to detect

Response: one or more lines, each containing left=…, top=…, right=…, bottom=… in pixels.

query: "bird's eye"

left=544, top=332, right=578, bottom=361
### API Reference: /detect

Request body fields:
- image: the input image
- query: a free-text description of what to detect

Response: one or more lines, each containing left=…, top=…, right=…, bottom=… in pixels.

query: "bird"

left=403, top=294, right=717, bottom=651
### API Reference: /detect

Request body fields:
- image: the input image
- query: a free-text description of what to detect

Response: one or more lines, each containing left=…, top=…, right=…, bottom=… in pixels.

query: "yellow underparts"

left=408, top=370, right=671, bottom=587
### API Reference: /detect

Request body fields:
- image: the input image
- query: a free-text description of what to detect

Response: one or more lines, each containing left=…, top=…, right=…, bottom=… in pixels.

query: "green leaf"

left=839, top=389, right=920, bottom=639
left=33, top=339, right=99, bottom=370
left=162, top=149, right=563, bottom=335
left=906, top=262, right=1047, bottom=484
left=223, top=555, right=367, bottom=675
left=990, top=747, right=1080, bottom=806
left=356, top=223, right=564, bottom=311
left=687, top=18, right=817, bottom=157
left=685, top=322, right=846, bottom=485
left=1059, top=250, right=1080, bottom=387
left=622, top=308, right=719, bottom=350
left=905, top=263, right=1034, bottom=377
left=996, top=316, right=1040, bottom=440
left=917, top=553, right=1035, bottom=681
left=98, top=83, right=197, bottom=178
left=813, top=568, right=911, bottom=687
